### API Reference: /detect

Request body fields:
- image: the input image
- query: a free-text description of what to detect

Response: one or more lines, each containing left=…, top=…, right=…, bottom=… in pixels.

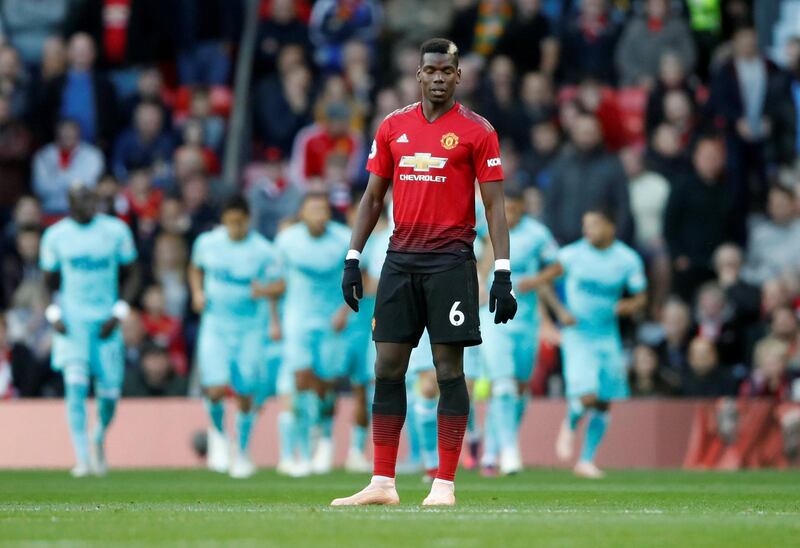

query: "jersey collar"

left=417, top=101, right=459, bottom=125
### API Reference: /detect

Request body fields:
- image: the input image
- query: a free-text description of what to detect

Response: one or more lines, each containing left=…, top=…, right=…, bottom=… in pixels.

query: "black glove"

left=489, top=270, right=517, bottom=324
left=342, top=259, right=363, bottom=312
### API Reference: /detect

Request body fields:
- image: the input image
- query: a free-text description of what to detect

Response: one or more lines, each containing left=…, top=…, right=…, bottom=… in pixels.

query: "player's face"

left=417, top=53, right=460, bottom=105
left=300, top=197, right=331, bottom=235
left=69, top=187, right=97, bottom=224
left=222, top=209, right=250, bottom=241
left=582, top=212, right=615, bottom=247
left=504, top=197, right=524, bottom=228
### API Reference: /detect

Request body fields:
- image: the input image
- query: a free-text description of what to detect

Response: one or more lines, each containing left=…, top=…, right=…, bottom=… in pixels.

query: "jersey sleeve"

left=557, top=245, right=575, bottom=274
left=472, top=129, right=504, bottom=183
left=39, top=229, right=60, bottom=272
left=116, top=223, right=138, bottom=265
left=537, top=228, right=559, bottom=266
left=365, top=118, right=394, bottom=179
left=626, top=251, right=648, bottom=294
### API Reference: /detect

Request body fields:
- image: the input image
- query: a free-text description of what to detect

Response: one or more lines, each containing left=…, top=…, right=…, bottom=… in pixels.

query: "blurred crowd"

left=1, top=0, right=799, bottom=403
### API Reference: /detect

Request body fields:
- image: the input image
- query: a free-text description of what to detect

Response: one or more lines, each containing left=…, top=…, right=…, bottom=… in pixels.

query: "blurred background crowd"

left=0, top=0, right=799, bottom=403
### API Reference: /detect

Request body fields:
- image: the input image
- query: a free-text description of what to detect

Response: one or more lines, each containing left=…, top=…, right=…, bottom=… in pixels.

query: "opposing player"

left=40, top=183, right=140, bottom=477
left=333, top=38, right=516, bottom=507
left=477, top=188, right=559, bottom=475
left=274, top=193, right=351, bottom=476
left=539, top=208, right=647, bottom=478
left=189, top=195, right=284, bottom=478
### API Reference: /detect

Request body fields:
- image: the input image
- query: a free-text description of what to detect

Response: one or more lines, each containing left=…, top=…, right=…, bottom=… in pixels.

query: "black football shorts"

left=372, top=259, right=481, bottom=347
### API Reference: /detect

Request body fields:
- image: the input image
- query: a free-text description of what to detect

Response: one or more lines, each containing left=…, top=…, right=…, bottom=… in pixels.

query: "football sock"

left=65, top=383, right=89, bottom=465
left=580, top=410, right=609, bottom=463
left=94, top=397, right=117, bottom=444
left=568, top=398, right=584, bottom=431
left=236, top=410, right=255, bottom=455
left=481, top=402, right=499, bottom=467
left=371, top=377, right=406, bottom=478
left=278, top=411, right=296, bottom=462
left=350, top=424, right=367, bottom=453
left=436, top=375, right=469, bottom=482
left=294, top=391, right=318, bottom=461
left=414, top=395, right=439, bottom=472
left=205, top=398, right=225, bottom=434
left=404, top=385, right=421, bottom=465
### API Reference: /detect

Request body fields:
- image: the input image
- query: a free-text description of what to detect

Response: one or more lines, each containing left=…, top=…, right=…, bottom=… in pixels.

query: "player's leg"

left=276, top=350, right=301, bottom=476
left=462, top=346, right=483, bottom=471
left=91, top=325, right=125, bottom=476
left=284, top=327, right=319, bottom=475
left=556, top=330, right=599, bottom=463
left=54, top=323, right=91, bottom=477
left=228, top=329, right=264, bottom=479
left=330, top=341, right=412, bottom=505
left=312, top=331, right=348, bottom=474
left=501, top=328, right=537, bottom=475
left=345, top=335, right=374, bottom=473
left=197, top=321, right=232, bottom=473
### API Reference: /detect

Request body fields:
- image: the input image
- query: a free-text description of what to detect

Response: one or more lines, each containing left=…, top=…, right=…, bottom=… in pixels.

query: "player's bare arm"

left=251, top=279, right=286, bottom=299
left=188, top=263, right=206, bottom=313
left=615, top=291, right=647, bottom=317
left=43, top=270, right=67, bottom=334
left=99, top=262, right=141, bottom=339
left=342, top=173, right=390, bottom=312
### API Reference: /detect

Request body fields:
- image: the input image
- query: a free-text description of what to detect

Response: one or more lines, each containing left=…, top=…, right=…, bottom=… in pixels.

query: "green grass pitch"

left=1, top=469, right=799, bottom=546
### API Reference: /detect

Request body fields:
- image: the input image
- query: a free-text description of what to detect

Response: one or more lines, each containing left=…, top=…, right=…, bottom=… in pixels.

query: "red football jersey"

left=366, top=102, right=504, bottom=254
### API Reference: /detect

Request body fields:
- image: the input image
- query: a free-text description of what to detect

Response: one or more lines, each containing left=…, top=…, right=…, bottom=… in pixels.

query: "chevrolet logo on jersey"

left=398, top=153, right=448, bottom=182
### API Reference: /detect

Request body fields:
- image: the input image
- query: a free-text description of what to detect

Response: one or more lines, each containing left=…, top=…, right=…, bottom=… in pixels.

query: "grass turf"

left=1, top=469, right=799, bottom=547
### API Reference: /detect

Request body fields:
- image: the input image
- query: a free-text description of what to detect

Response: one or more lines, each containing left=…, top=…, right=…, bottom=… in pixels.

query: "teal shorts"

left=52, top=318, right=124, bottom=397
left=254, top=340, right=282, bottom=406
left=197, top=319, right=265, bottom=395
left=283, top=325, right=344, bottom=381
left=337, top=323, right=374, bottom=385
left=478, top=308, right=538, bottom=381
left=561, top=329, right=628, bottom=401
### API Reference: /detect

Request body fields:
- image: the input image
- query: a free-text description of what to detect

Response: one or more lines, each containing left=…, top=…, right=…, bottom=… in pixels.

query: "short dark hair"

left=419, top=38, right=459, bottom=67
left=222, top=194, right=250, bottom=216
left=585, top=204, right=618, bottom=225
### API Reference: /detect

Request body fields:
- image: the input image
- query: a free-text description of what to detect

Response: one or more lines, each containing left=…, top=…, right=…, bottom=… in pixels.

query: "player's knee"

left=294, top=369, right=315, bottom=391
left=374, top=359, right=406, bottom=381
left=237, top=395, right=253, bottom=412
left=580, top=393, right=599, bottom=408
left=418, top=371, right=439, bottom=399
left=205, top=386, right=226, bottom=402
left=492, top=377, right=516, bottom=398
left=433, top=360, right=463, bottom=382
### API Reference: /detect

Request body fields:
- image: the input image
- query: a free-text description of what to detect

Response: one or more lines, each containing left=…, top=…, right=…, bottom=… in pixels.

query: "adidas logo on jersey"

left=397, top=133, right=409, bottom=143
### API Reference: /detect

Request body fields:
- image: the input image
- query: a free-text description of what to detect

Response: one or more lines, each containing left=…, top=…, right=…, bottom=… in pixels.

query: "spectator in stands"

left=40, top=36, right=67, bottom=83
left=384, top=0, right=453, bottom=51
left=254, top=47, right=313, bottom=156
left=140, top=284, right=188, bottom=375
left=695, top=282, right=747, bottom=369
left=122, top=165, right=163, bottom=240
left=0, top=46, right=32, bottom=120
left=0, top=94, right=33, bottom=224
left=743, top=185, right=800, bottom=285
left=645, top=122, right=692, bottom=182
left=664, top=136, right=735, bottom=301
left=708, top=26, right=795, bottom=214
left=342, top=40, right=375, bottom=115
left=629, top=343, right=673, bottom=397
left=254, top=0, right=311, bottom=77
left=39, top=33, right=118, bottom=148
left=739, top=337, right=793, bottom=400
left=121, top=67, right=172, bottom=129
left=0, top=0, right=70, bottom=67
left=713, top=244, right=761, bottom=331
left=575, top=76, right=630, bottom=151
left=122, top=309, right=147, bottom=369
left=112, top=101, right=175, bottom=183
left=246, top=147, right=302, bottom=240
left=622, top=145, right=670, bottom=316
left=172, top=0, right=238, bottom=85
left=150, top=233, right=189, bottom=319
left=181, top=172, right=217, bottom=243
left=615, top=0, right=696, bottom=88
left=680, top=336, right=738, bottom=397
left=5, top=281, right=57, bottom=397
left=520, top=119, right=561, bottom=191
left=32, top=119, right=105, bottom=217
left=63, top=0, right=169, bottom=72
left=157, top=196, right=191, bottom=238
left=2, top=196, right=42, bottom=259
left=186, top=86, right=225, bottom=154
left=309, top=0, right=382, bottom=73
left=544, top=112, right=631, bottom=244
left=0, top=313, right=14, bottom=399
left=557, top=0, right=622, bottom=84
left=495, top=0, right=558, bottom=75
left=1, top=225, right=41, bottom=307
left=768, top=307, right=800, bottom=371
left=122, top=341, right=188, bottom=397
left=289, top=101, right=363, bottom=188
left=510, top=72, right=557, bottom=151
left=662, top=89, right=697, bottom=147
left=653, top=297, right=693, bottom=391
left=480, top=55, right=518, bottom=140
left=176, top=119, right=220, bottom=177
left=645, top=52, right=698, bottom=133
